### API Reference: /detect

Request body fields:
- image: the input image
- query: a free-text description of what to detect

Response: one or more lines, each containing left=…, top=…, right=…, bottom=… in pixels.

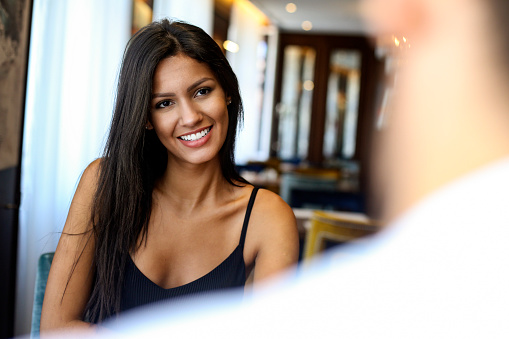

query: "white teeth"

left=179, top=127, right=210, bottom=141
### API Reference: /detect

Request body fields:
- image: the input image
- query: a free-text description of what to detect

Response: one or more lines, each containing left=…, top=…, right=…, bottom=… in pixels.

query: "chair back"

left=31, top=252, right=54, bottom=338
left=303, top=211, right=378, bottom=260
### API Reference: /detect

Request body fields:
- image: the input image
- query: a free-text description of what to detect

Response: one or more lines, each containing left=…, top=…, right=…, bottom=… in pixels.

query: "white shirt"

left=95, top=158, right=509, bottom=338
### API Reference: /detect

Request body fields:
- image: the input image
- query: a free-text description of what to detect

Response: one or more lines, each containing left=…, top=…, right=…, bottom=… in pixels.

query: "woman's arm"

left=248, top=189, right=300, bottom=286
left=40, top=160, right=101, bottom=335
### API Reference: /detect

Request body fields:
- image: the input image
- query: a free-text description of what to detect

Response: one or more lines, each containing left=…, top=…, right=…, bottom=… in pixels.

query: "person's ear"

left=145, top=121, right=154, bottom=130
left=226, top=96, right=232, bottom=105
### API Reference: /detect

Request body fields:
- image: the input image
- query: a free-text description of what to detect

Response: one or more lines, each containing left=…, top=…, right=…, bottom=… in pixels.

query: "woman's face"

left=148, top=54, right=230, bottom=166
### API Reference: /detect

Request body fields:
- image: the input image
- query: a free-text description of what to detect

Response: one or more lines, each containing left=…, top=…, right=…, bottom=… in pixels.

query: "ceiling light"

left=223, top=40, right=240, bottom=53
left=286, top=3, right=297, bottom=13
left=301, top=21, right=313, bottom=31
left=303, top=80, right=314, bottom=91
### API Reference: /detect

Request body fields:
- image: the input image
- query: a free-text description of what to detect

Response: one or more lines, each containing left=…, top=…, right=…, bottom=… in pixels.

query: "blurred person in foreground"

left=51, top=0, right=509, bottom=337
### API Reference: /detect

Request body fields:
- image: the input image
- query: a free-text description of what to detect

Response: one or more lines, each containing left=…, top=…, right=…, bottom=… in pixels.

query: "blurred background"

left=0, top=0, right=407, bottom=336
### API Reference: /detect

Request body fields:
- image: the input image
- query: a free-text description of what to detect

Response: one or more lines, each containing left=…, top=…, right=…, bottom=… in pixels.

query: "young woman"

left=40, top=19, right=299, bottom=333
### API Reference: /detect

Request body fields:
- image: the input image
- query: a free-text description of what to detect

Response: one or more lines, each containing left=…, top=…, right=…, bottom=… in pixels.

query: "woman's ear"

left=145, top=121, right=154, bottom=130
left=226, top=96, right=232, bottom=105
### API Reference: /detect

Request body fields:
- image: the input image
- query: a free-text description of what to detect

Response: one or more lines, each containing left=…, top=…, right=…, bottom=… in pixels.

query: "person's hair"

left=487, top=0, right=509, bottom=78
left=83, top=19, right=247, bottom=322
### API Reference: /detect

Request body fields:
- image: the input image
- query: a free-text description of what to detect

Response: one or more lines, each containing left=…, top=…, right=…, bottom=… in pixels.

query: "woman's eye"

left=196, top=88, right=211, bottom=97
left=155, top=100, right=173, bottom=109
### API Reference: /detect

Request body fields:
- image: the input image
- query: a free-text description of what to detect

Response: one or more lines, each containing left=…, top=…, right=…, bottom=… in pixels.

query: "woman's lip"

left=177, top=126, right=212, bottom=138
left=177, top=126, right=213, bottom=148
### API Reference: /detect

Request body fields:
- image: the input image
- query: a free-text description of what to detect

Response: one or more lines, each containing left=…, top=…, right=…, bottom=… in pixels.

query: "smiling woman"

left=39, top=19, right=299, bottom=335
left=148, top=56, right=230, bottom=166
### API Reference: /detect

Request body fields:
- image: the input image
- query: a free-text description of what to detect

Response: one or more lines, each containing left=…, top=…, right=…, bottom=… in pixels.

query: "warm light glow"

left=375, top=34, right=411, bottom=59
left=301, top=20, right=313, bottom=31
left=303, top=80, right=314, bottom=91
left=234, top=0, right=270, bottom=26
left=286, top=3, right=297, bottom=13
left=223, top=40, right=240, bottom=53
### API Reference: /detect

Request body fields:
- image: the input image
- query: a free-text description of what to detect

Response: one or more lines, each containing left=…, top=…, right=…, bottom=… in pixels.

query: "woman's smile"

left=177, top=126, right=213, bottom=147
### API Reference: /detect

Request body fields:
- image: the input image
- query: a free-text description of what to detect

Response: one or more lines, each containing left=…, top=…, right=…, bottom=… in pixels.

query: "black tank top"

left=119, top=187, right=259, bottom=312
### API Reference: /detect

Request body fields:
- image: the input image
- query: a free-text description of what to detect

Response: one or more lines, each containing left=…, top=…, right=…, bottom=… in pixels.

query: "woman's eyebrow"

left=186, top=77, right=214, bottom=93
left=152, top=77, right=215, bottom=98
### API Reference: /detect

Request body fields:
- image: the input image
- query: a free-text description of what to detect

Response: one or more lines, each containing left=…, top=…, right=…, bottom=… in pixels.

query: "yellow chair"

left=303, top=211, right=378, bottom=260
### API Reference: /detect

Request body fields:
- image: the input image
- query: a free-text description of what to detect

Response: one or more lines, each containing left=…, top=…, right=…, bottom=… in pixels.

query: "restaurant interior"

left=0, top=0, right=411, bottom=336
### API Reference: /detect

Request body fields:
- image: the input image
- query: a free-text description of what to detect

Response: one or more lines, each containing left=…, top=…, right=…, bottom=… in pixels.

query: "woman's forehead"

left=152, top=55, right=219, bottom=91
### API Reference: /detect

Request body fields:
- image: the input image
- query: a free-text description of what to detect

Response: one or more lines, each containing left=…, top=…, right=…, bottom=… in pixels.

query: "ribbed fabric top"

left=119, top=187, right=259, bottom=313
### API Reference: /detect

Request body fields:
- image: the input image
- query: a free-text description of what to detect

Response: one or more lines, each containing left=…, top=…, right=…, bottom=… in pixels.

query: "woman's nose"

left=179, top=101, right=203, bottom=126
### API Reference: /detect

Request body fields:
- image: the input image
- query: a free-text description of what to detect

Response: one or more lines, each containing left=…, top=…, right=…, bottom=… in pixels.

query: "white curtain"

left=16, top=0, right=131, bottom=335
left=152, top=0, right=213, bottom=35
left=227, top=1, right=274, bottom=164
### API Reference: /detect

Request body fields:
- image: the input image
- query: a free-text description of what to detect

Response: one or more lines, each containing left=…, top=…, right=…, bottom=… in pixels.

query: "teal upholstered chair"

left=31, top=252, right=54, bottom=338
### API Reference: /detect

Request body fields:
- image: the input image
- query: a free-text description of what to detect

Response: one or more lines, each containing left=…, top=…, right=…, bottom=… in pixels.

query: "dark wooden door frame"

left=270, top=32, right=378, bottom=167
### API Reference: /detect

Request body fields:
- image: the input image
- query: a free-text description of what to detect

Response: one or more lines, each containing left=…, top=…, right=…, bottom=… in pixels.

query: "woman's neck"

left=154, top=156, right=233, bottom=214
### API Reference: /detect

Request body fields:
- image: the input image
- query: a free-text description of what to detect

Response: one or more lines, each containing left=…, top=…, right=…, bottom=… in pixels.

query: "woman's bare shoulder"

left=247, top=187, right=298, bottom=245
left=253, top=188, right=296, bottom=224
left=63, top=158, right=102, bottom=233
left=76, top=158, right=104, bottom=194
left=245, top=187, right=299, bottom=282
left=82, top=158, right=102, bottom=181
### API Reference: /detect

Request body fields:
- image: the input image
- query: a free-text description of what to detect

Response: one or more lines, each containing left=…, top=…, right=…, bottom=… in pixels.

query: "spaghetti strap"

left=239, top=187, right=259, bottom=248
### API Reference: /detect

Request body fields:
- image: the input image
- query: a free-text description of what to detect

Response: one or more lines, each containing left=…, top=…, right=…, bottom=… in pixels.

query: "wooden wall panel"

left=0, top=0, right=33, bottom=337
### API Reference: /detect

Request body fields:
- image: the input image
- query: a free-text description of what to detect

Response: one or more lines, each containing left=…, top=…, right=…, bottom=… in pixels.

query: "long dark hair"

left=84, top=19, right=247, bottom=322
left=488, top=0, right=509, bottom=78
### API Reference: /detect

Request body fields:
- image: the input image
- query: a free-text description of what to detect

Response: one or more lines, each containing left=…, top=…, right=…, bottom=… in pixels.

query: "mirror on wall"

left=271, top=33, right=375, bottom=167
left=323, top=49, right=362, bottom=160
left=276, top=45, right=316, bottom=161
